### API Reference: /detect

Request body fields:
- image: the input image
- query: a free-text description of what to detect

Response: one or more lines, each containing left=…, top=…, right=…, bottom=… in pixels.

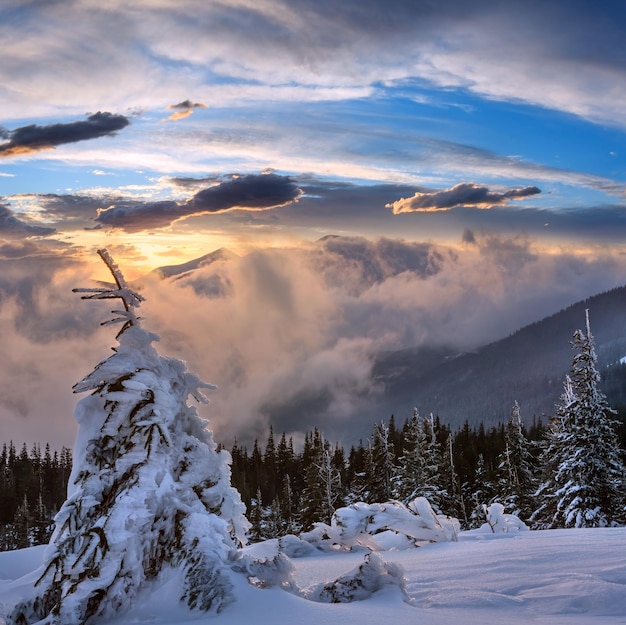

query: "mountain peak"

left=152, top=248, right=238, bottom=279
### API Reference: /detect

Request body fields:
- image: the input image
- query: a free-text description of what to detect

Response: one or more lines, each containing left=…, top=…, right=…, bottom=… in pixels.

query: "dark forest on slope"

left=372, top=286, right=626, bottom=431
left=4, top=405, right=625, bottom=550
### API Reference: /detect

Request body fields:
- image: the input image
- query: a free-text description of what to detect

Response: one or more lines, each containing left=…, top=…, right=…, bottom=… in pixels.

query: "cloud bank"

left=386, top=183, right=541, bottom=214
left=3, top=1, right=626, bottom=128
left=2, top=233, right=626, bottom=449
left=0, top=112, right=130, bottom=157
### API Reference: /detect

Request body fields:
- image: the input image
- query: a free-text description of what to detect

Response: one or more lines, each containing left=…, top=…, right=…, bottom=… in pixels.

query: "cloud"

left=2, top=1, right=625, bottom=131
left=4, top=234, right=626, bottom=448
left=311, top=235, right=444, bottom=295
left=386, top=183, right=541, bottom=214
left=165, top=99, right=207, bottom=121
left=0, top=203, right=55, bottom=237
left=95, top=173, right=302, bottom=231
left=0, top=112, right=130, bottom=157
left=129, top=234, right=626, bottom=446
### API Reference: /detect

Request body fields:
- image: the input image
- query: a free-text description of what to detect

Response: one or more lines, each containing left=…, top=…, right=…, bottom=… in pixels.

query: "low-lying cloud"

left=0, top=112, right=130, bottom=157
left=386, top=183, right=541, bottom=214
left=3, top=233, right=626, bottom=450
left=95, top=173, right=302, bottom=231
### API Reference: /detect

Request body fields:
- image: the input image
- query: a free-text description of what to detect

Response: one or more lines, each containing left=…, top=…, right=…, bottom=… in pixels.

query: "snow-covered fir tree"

left=369, top=421, right=395, bottom=503
left=466, top=453, right=494, bottom=529
left=299, top=430, right=341, bottom=529
left=532, top=310, right=626, bottom=529
left=420, top=414, right=446, bottom=514
left=440, top=433, right=466, bottom=522
left=9, top=249, right=249, bottom=625
left=345, top=442, right=373, bottom=504
left=532, top=376, right=576, bottom=528
left=495, top=401, right=537, bottom=521
left=393, top=408, right=427, bottom=503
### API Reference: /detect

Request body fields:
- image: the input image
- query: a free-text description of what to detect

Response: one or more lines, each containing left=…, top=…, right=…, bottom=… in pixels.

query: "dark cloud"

left=167, top=99, right=207, bottom=110
left=0, top=203, right=55, bottom=237
left=386, top=183, right=541, bottom=214
left=189, top=174, right=301, bottom=212
left=167, top=176, right=221, bottom=189
left=0, top=112, right=130, bottom=157
left=314, top=235, right=443, bottom=294
left=462, top=228, right=477, bottom=245
left=166, top=99, right=207, bottom=121
left=37, top=193, right=129, bottom=221
left=95, top=173, right=302, bottom=232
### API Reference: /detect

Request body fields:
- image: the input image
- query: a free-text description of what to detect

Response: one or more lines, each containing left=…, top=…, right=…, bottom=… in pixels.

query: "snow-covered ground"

left=2, top=527, right=626, bottom=625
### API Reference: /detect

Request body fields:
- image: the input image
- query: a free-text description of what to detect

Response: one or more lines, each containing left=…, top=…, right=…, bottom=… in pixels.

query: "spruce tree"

left=369, top=421, right=395, bottom=503
left=421, top=414, right=446, bottom=513
left=467, top=453, right=494, bottom=529
left=9, top=249, right=249, bottom=625
left=495, top=401, right=537, bottom=521
left=393, top=408, right=426, bottom=504
left=440, top=433, right=465, bottom=522
left=533, top=310, right=626, bottom=528
left=299, top=430, right=339, bottom=529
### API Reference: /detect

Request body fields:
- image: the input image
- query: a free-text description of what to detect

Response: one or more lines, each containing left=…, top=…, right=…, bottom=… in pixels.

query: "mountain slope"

left=150, top=248, right=238, bottom=279
left=374, top=285, right=626, bottom=428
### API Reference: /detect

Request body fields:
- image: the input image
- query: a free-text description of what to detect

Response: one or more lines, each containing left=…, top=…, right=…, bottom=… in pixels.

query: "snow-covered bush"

left=480, top=502, right=528, bottom=534
left=300, top=497, right=459, bottom=551
left=307, top=552, right=408, bottom=603
left=277, top=534, right=316, bottom=558
left=232, top=540, right=296, bottom=590
left=8, top=250, right=249, bottom=625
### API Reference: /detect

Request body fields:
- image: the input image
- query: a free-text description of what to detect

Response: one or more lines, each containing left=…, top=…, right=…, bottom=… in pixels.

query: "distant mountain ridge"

left=150, top=248, right=238, bottom=280
left=373, top=285, right=626, bottom=429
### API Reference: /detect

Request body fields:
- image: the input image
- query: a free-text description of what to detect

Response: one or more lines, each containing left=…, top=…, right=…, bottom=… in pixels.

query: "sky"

left=2, top=0, right=626, bottom=449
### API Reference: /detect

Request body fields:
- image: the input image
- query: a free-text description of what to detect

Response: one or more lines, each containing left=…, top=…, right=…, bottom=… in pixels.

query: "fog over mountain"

left=135, top=236, right=626, bottom=447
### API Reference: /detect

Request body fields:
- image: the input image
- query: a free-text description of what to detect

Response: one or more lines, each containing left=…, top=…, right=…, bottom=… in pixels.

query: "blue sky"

left=2, top=0, right=626, bottom=446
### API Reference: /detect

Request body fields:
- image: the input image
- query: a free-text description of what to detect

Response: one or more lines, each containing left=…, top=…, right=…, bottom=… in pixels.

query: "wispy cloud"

left=165, top=99, right=207, bottom=121
left=2, top=2, right=625, bottom=127
left=0, top=112, right=130, bottom=158
left=386, top=183, right=541, bottom=214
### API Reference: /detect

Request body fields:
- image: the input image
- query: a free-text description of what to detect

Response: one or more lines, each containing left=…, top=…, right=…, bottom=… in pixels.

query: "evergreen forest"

left=4, top=406, right=624, bottom=551
left=3, top=310, right=626, bottom=551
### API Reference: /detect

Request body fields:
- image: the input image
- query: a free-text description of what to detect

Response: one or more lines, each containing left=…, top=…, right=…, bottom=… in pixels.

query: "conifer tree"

left=421, top=413, right=446, bottom=513
left=393, top=408, right=426, bottom=503
left=533, top=310, right=626, bottom=528
left=10, top=249, right=249, bottom=625
left=248, top=488, right=265, bottom=542
left=13, top=494, right=30, bottom=549
left=467, top=453, right=494, bottom=528
left=495, top=401, right=537, bottom=521
left=277, top=474, right=296, bottom=534
left=440, top=433, right=465, bottom=522
left=369, top=421, right=395, bottom=502
left=346, top=442, right=373, bottom=504
left=299, top=430, right=338, bottom=529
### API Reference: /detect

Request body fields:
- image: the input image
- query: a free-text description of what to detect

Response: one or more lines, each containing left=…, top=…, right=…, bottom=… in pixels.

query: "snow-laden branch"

left=300, top=497, right=459, bottom=551
left=72, top=248, right=145, bottom=334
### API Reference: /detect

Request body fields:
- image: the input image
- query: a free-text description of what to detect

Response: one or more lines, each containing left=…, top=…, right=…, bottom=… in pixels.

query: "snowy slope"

left=2, top=528, right=626, bottom=625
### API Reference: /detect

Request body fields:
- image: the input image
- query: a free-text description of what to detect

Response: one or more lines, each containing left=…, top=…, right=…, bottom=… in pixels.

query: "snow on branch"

left=72, top=248, right=145, bottom=334
left=300, top=497, right=459, bottom=551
